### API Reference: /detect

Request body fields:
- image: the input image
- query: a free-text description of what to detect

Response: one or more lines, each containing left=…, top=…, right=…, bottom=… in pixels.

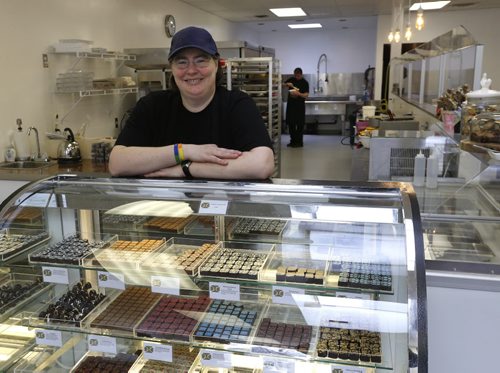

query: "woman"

left=109, top=26, right=274, bottom=179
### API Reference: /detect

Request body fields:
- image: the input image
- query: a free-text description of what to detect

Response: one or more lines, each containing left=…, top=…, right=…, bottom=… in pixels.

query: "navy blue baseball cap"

left=168, top=26, right=219, bottom=59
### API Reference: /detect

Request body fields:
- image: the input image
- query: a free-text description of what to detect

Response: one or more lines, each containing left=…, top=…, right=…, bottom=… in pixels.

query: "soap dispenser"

left=13, top=118, right=31, bottom=160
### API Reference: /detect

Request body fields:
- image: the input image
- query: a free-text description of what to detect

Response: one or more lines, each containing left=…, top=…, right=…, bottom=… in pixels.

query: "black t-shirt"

left=116, top=86, right=272, bottom=151
left=285, top=77, right=309, bottom=107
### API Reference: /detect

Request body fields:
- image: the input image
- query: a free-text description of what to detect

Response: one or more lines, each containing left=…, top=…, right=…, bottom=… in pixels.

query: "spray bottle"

left=426, top=150, right=439, bottom=189
left=413, top=151, right=426, bottom=187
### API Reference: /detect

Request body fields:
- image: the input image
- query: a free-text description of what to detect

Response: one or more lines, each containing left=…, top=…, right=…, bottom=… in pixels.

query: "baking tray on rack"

left=0, top=273, right=50, bottom=323
left=0, top=229, right=50, bottom=262
left=140, top=237, right=219, bottom=276
left=84, top=237, right=166, bottom=270
left=198, top=241, right=275, bottom=281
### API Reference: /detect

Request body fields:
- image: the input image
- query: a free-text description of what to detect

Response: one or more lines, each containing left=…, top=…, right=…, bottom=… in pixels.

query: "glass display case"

left=0, top=176, right=427, bottom=372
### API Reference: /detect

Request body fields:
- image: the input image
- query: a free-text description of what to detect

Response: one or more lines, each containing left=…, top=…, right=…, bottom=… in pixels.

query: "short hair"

left=294, top=67, right=303, bottom=74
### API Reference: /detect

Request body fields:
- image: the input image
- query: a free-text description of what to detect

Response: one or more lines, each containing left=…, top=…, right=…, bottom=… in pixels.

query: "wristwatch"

left=181, top=160, right=193, bottom=179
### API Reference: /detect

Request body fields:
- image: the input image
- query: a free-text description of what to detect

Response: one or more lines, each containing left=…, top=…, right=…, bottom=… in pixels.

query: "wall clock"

left=164, top=14, right=176, bottom=38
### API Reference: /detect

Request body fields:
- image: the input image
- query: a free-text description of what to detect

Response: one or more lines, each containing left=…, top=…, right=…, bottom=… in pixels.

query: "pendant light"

left=405, top=0, right=412, bottom=40
left=415, top=3, right=424, bottom=30
left=394, top=29, right=401, bottom=43
left=388, top=31, right=394, bottom=42
left=388, top=0, right=395, bottom=42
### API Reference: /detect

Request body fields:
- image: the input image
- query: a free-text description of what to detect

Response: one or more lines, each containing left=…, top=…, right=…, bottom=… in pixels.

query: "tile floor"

left=279, top=134, right=364, bottom=181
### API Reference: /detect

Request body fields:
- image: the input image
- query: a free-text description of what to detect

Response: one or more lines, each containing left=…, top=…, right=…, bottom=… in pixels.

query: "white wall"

left=255, top=27, right=377, bottom=76
left=0, top=0, right=257, bottom=156
left=375, top=8, right=500, bottom=100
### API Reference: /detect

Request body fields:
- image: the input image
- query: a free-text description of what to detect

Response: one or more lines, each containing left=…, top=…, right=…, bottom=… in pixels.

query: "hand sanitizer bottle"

left=426, top=150, right=439, bottom=189
left=413, top=151, right=426, bottom=187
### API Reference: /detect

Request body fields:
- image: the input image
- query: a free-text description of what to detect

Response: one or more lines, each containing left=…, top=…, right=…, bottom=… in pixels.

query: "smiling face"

left=171, top=48, right=218, bottom=105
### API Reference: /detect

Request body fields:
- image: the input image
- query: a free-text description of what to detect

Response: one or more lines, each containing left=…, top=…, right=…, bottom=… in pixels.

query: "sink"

left=0, top=161, right=57, bottom=170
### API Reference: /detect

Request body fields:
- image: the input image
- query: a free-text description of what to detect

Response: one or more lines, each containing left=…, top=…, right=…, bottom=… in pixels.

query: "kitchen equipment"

left=13, top=119, right=31, bottom=161
left=57, top=128, right=81, bottom=164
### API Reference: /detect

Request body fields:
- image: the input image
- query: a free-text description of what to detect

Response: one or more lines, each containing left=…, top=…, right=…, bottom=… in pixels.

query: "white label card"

left=35, top=329, right=62, bottom=347
left=42, top=266, right=69, bottom=284
left=88, top=335, right=117, bottom=354
left=200, top=349, right=232, bottom=369
left=198, top=200, right=228, bottom=215
left=151, top=275, right=180, bottom=296
left=209, top=282, right=240, bottom=301
left=143, top=342, right=173, bottom=363
left=272, top=286, right=305, bottom=306
left=97, top=271, right=125, bottom=290
left=331, top=365, right=366, bottom=373
left=263, top=357, right=295, bottom=373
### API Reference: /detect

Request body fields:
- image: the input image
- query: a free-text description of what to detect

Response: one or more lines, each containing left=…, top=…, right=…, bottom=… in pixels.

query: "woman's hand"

left=184, top=144, right=241, bottom=165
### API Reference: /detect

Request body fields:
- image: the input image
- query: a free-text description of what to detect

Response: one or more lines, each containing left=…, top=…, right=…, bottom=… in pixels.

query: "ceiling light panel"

left=410, top=1, right=450, bottom=11
left=270, top=7, right=307, bottom=17
left=288, top=23, right=322, bottom=29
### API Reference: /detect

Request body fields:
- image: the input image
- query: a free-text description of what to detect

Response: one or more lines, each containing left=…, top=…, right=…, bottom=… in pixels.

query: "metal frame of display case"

left=0, top=175, right=427, bottom=372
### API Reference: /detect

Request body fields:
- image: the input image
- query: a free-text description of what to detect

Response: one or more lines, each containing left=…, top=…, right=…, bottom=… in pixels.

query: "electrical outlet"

left=42, top=54, right=49, bottom=68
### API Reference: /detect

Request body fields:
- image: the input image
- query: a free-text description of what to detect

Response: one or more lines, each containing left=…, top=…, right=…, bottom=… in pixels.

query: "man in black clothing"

left=109, top=26, right=274, bottom=179
left=285, top=67, right=309, bottom=147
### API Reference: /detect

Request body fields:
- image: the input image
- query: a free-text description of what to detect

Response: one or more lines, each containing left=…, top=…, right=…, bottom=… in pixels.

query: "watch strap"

left=181, top=160, right=193, bottom=179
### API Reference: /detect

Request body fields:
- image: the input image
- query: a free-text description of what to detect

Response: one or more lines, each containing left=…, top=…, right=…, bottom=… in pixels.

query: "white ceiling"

left=179, top=0, right=500, bottom=32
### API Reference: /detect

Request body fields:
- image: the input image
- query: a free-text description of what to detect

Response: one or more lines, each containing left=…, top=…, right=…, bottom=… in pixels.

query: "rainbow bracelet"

left=174, top=143, right=185, bottom=164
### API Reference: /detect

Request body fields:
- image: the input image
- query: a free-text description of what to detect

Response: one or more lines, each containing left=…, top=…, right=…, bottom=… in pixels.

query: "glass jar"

left=461, top=74, right=500, bottom=145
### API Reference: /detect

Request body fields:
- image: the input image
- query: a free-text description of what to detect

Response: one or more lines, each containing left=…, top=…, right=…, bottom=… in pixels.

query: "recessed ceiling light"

left=255, top=14, right=268, bottom=18
left=410, top=1, right=450, bottom=11
left=270, top=8, right=306, bottom=17
left=288, top=23, right=322, bottom=29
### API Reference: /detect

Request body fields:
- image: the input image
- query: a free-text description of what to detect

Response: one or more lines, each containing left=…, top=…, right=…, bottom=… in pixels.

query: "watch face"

left=165, top=15, right=176, bottom=37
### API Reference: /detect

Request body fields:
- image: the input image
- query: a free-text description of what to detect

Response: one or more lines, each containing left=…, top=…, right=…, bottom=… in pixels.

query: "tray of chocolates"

left=130, top=346, right=200, bottom=373
left=140, top=238, right=220, bottom=276
left=30, top=281, right=106, bottom=328
left=228, top=218, right=287, bottom=242
left=85, top=238, right=166, bottom=269
left=329, top=261, right=393, bottom=292
left=71, top=351, right=140, bottom=373
left=0, top=229, right=50, bottom=262
left=184, top=215, right=215, bottom=236
left=29, top=233, right=109, bottom=266
left=0, top=273, right=49, bottom=323
left=315, top=326, right=382, bottom=364
left=101, top=213, right=148, bottom=230
left=193, top=299, right=262, bottom=344
left=135, top=295, right=211, bottom=341
left=261, top=252, right=327, bottom=286
left=253, top=304, right=314, bottom=355
left=199, top=242, right=274, bottom=281
left=1, top=206, right=44, bottom=227
left=142, top=216, right=196, bottom=233
left=87, top=286, right=161, bottom=334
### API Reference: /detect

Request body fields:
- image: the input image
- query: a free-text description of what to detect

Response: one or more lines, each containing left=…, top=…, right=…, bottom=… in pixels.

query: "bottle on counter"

left=4, top=144, right=16, bottom=162
left=413, top=151, right=426, bottom=187
left=13, top=118, right=31, bottom=160
left=425, top=150, right=439, bottom=189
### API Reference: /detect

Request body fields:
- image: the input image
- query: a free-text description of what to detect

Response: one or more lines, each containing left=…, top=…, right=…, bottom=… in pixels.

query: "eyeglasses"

left=171, top=56, right=213, bottom=70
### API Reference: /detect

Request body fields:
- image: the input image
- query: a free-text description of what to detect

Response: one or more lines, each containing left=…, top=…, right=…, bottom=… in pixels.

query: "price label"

left=200, top=349, right=232, bottom=369
left=97, top=271, right=125, bottom=290
left=42, top=266, right=69, bottom=284
left=88, top=335, right=117, bottom=354
left=35, top=329, right=62, bottom=347
left=143, top=342, right=173, bottom=363
left=151, top=275, right=180, bottom=296
left=272, top=286, right=305, bottom=306
left=209, top=282, right=240, bottom=301
left=331, top=364, right=366, bottom=373
left=198, top=200, right=228, bottom=215
left=263, top=357, right=295, bottom=373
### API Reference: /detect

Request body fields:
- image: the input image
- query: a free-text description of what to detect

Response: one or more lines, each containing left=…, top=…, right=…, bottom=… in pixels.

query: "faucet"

left=316, top=53, right=328, bottom=94
left=27, top=126, right=43, bottom=160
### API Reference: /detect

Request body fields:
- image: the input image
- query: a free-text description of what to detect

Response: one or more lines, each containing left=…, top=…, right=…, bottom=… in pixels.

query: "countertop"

left=0, top=160, right=110, bottom=181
